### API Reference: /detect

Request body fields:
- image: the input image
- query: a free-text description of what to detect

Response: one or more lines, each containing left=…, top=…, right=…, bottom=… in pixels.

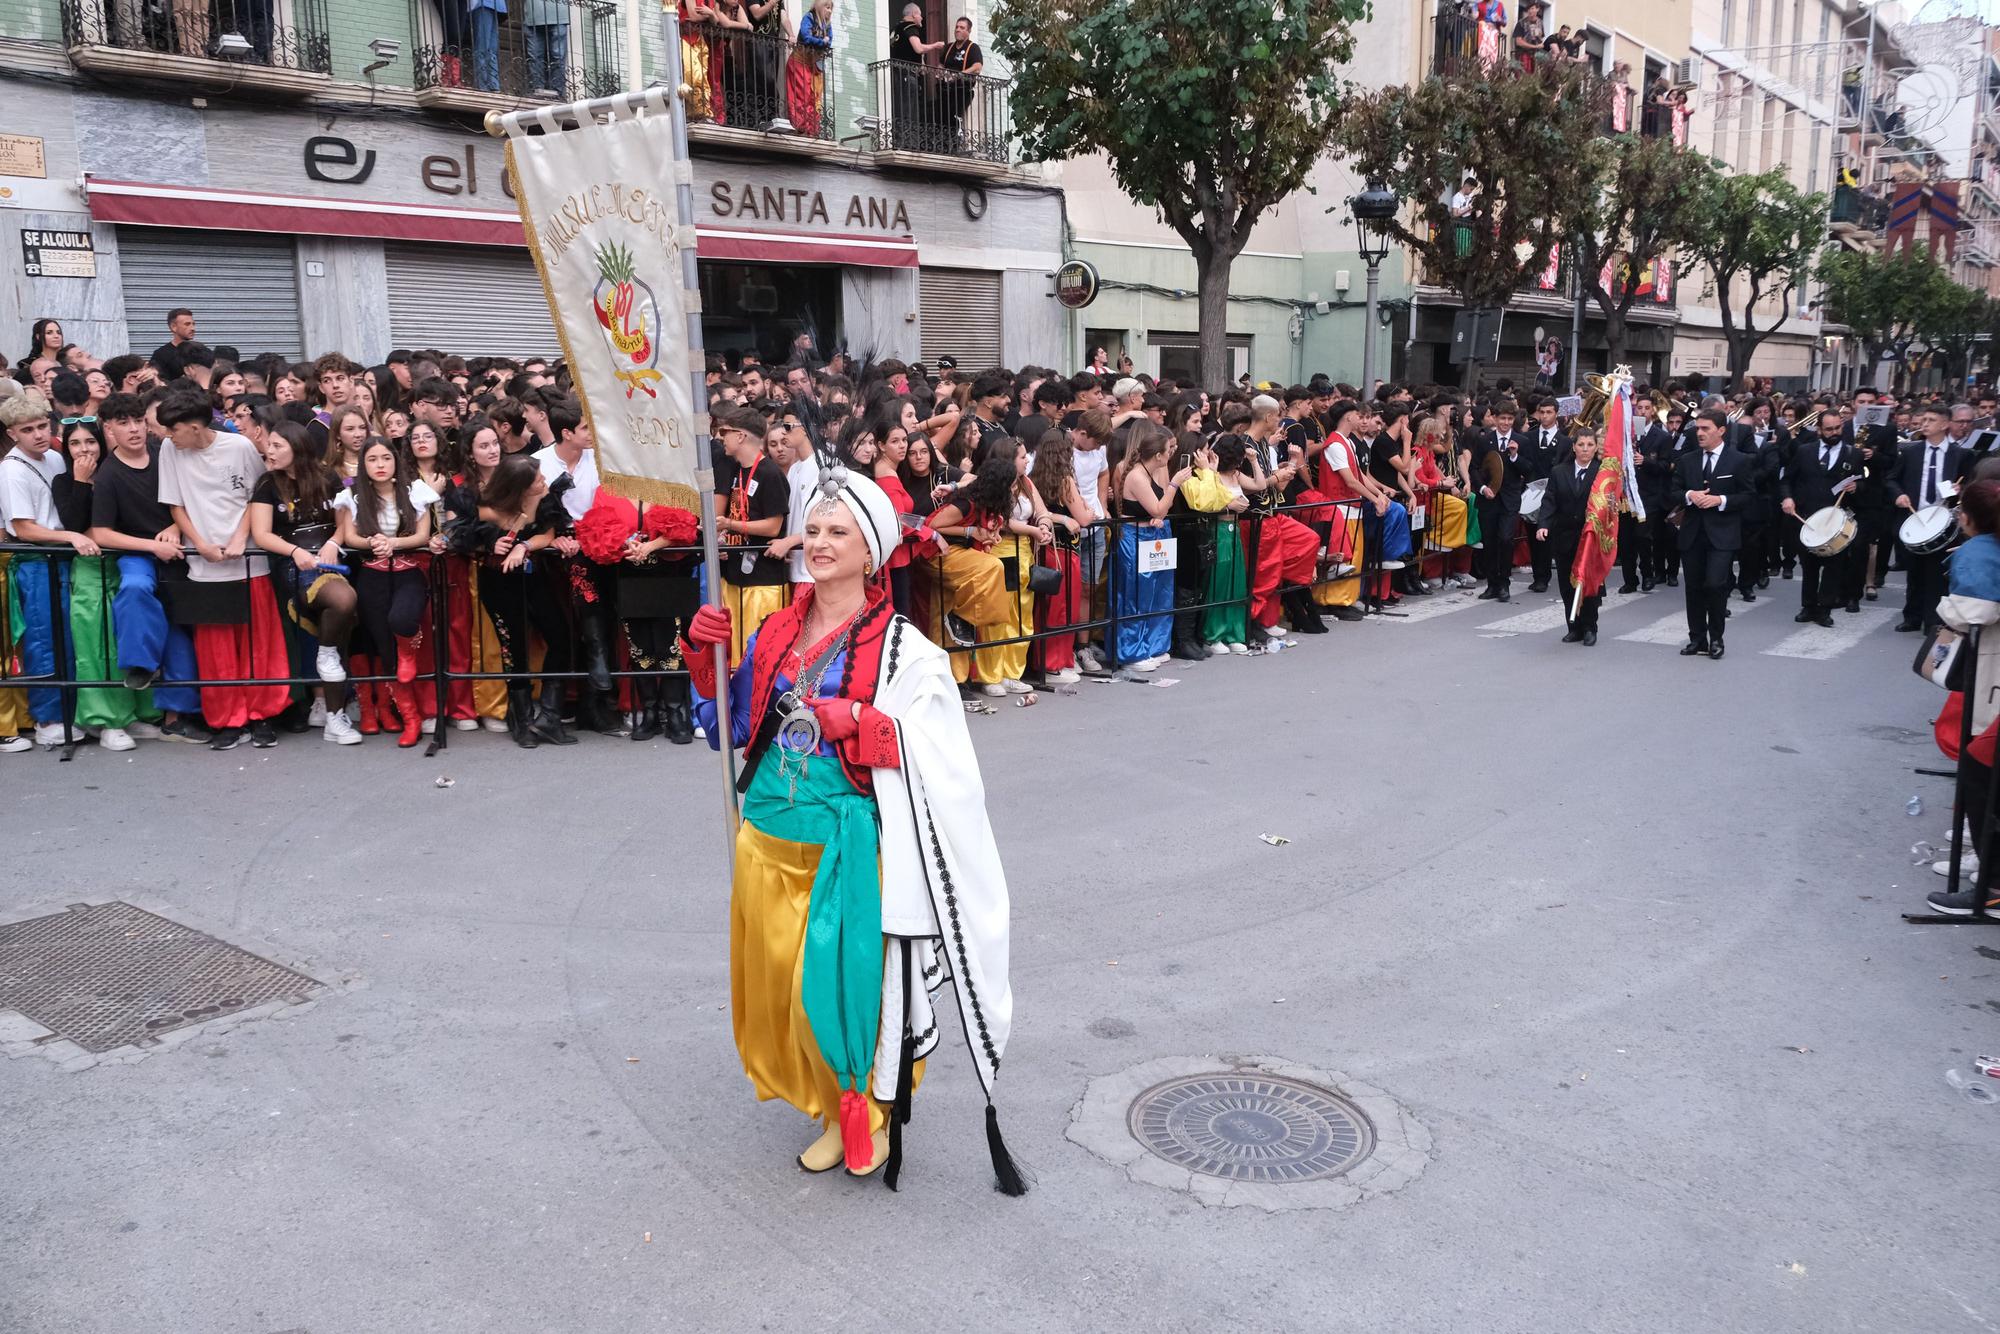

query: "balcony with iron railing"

left=682, top=26, right=837, bottom=152
left=408, top=0, right=621, bottom=114
left=1830, top=183, right=1890, bottom=232
left=1419, top=230, right=1678, bottom=310
left=59, top=0, right=332, bottom=95
left=865, top=60, right=1013, bottom=176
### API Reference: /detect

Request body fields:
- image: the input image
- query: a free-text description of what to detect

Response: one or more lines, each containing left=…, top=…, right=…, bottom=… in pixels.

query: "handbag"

left=1026, top=562, right=1062, bottom=597
left=1914, top=624, right=1966, bottom=690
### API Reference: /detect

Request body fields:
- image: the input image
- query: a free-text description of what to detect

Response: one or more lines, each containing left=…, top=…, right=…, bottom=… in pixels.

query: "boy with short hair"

left=155, top=385, right=290, bottom=750
left=0, top=391, right=99, bottom=748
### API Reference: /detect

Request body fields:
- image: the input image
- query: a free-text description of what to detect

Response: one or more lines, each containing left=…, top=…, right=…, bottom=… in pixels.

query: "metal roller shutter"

left=117, top=229, right=303, bottom=361
left=384, top=243, right=559, bottom=358
left=919, top=268, right=1003, bottom=372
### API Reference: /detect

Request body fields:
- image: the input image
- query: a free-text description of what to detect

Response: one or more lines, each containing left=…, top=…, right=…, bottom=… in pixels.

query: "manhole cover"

left=0, top=902, right=321, bottom=1053
left=1127, top=1073, right=1374, bottom=1183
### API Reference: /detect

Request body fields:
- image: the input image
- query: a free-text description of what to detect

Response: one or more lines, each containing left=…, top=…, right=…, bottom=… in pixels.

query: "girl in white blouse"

left=334, top=437, right=438, bottom=748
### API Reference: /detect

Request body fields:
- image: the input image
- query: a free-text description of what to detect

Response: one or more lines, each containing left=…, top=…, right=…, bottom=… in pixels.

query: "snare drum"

left=1900, top=504, right=1959, bottom=556
left=1519, top=478, right=1550, bottom=524
left=1798, top=505, right=1857, bottom=557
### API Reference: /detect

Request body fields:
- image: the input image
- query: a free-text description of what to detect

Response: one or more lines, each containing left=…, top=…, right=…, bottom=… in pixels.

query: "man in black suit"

left=1676, top=410, right=1751, bottom=658
left=1647, top=404, right=1690, bottom=586
left=1892, top=403, right=1971, bottom=632
left=1524, top=397, right=1565, bottom=591
left=1635, top=395, right=1677, bottom=589
left=1780, top=412, right=1864, bottom=627
left=1472, top=400, right=1530, bottom=602
left=1536, top=430, right=1604, bottom=645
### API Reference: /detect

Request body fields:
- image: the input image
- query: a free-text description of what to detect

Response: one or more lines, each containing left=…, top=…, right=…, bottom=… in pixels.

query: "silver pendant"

left=777, top=707, right=822, bottom=754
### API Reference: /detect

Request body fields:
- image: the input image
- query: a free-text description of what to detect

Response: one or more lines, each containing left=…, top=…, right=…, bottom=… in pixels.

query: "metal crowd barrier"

left=1905, top=622, right=1998, bottom=927
left=2, top=493, right=1462, bottom=758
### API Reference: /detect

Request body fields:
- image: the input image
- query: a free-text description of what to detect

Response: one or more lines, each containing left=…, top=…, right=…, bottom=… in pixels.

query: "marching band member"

left=1781, top=412, right=1863, bottom=628
left=1893, top=404, right=1970, bottom=634
left=1675, top=410, right=1750, bottom=660
left=1536, top=427, right=1604, bottom=646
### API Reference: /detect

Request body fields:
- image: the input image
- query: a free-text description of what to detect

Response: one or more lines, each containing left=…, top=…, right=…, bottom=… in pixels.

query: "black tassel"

left=882, top=1032, right=915, bottom=1191
left=986, top=1102, right=1029, bottom=1197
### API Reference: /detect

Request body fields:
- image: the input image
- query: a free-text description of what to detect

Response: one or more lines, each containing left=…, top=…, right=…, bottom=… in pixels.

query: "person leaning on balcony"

left=890, top=3, right=946, bottom=149
left=467, top=0, right=506, bottom=94
left=520, top=0, right=571, bottom=97
left=1511, top=1, right=1545, bottom=72
left=785, top=0, right=833, bottom=141
left=940, top=17, right=984, bottom=150
left=679, top=0, right=717, bottom=123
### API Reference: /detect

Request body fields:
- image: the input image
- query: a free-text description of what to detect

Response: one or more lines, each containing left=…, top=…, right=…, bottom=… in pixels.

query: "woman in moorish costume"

left=683, top=470, right=1024, bottom=1192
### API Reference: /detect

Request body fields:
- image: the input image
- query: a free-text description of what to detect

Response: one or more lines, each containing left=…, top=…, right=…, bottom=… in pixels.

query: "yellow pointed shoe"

left=846, top=1127, right=892, bottom=1178
left=797, top=1123, right=844, bottom=1173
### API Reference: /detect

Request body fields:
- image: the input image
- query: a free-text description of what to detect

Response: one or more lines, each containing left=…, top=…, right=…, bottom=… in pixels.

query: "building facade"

left=0, top=0, right=1066, bottom=371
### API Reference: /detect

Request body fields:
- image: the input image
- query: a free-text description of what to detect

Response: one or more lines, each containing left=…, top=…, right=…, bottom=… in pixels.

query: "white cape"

left=867, top=615, right=1013, bottom=1102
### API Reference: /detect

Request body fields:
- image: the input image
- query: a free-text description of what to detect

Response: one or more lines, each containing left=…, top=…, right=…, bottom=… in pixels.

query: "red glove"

left=687, top=603, right=732, bottom=650
left=680, top=604, right=732, bottom=697
left=808, top=698, right=899, bottom=768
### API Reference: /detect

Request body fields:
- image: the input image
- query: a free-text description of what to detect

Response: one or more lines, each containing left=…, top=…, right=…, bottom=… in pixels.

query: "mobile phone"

left=1177, top=453, right=1192, bottom=471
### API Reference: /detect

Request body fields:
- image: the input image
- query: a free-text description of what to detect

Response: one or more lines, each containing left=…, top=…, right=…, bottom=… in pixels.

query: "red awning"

left=84, top=179, right=919, bottom=268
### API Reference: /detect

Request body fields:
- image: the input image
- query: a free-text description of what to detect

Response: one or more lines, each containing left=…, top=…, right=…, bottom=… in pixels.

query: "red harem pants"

left=1030, top=542, right=1085, bottom=673
left=413, top=555, right=477, bottom=720
left=193, top=578, right=292, bottom=728
left=1249, top=513, right=1320, bottom=627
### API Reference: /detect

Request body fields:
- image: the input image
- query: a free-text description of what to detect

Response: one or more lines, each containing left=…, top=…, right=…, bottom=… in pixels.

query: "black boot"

left=630, top=678, right=663, bottom=741
left=580, top=618, right=614, bottom=693
left=531, top=695, right=577, bottom=745
left=506, top=684, right=538, bottom=750
left=579, top=688, right=625, bottom=736
left=1283, top=589, right=1328, bottom=634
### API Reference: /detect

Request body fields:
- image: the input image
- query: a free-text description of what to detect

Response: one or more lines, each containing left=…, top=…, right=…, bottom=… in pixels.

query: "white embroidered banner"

left=504, top=99, right=698, bottom=510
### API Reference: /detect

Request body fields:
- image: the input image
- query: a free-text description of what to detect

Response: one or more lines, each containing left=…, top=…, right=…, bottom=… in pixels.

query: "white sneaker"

left=323, top=710, right=363, bottom=745
left=1047, top=668, right=1081, bottom=684
left=98, top=727, right=136, bottom=752
left=1933, top=853, right=1981, bottom=876
left=124, top=719, right=163, bottom=740
left=420, top=717, right=437, bottom=734
left=1001, top=678, right=1034, bottom=694
left=1380, top=559, right=1406, bottom=570
left=480, top=716, right=510, bottom=734
left=33, top=722, right=73, bottom=749
left=981, top=683, right=1008, bottom=697
left=1206, top=642, right=1230, bottom=657
left=315, top=646, right=347, bottom=683
left=307, top=698, right=328, bottom=728
left=1331, top=562, right=1357, bottom=577
left=694, top=725, right=707, bottom=740
left=1130, top=656, right=1161, bottom=673
left=0, top=734, right=29, bottom=754
left=1228, top=642, right=1249, bottom=655
left=452, top=717, right=479, bottom=731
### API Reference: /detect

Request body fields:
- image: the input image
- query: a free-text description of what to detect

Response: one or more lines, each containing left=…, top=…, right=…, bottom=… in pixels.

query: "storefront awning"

left=84, top=179, right=919, bottom=268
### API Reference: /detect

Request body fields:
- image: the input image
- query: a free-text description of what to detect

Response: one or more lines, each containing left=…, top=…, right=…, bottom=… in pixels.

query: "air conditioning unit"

left=1673, top=57, right=1701, bottom=90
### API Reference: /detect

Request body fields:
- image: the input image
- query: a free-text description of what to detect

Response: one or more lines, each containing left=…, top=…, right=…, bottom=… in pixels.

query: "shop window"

left=1148, top=333, right=1249, bottom=386
left=699, top=261, right=841, bottom=369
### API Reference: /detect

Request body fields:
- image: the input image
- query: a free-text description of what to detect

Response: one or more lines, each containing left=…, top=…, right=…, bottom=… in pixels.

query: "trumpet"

left=1793, top=409, right=1822, bottom=436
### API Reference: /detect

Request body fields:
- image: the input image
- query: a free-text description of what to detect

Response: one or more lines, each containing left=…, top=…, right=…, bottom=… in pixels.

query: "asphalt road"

left=3, top=574, right=1997, bottom=1334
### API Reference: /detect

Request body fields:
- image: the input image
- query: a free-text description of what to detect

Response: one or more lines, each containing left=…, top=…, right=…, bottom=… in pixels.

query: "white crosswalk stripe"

left=1478, top=589, right=1650, bottom=635
left=1376, top=589, right=1488, bottom=623
left=1761, top=605, right=1898, bottom=660
left=1616, top=591, right=1776, bottom=644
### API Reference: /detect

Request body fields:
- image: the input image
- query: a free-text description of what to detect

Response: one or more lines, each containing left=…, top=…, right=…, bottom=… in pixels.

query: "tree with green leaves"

left=1683, top=170, right=1826, bottom=388
left=1919, top=280, right=1990, bottom=391
left=1819, top=247, right=1955, bottom=390
left=993, top=0, right=1367, bottom=386
left=1566, top=135, right=1717, bottom=372
left=1337, top=61, right=1610, bottom=316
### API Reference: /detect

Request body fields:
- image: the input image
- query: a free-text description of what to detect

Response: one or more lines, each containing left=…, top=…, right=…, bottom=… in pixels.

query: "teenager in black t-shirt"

left=713, top=404, right=791, bottom=663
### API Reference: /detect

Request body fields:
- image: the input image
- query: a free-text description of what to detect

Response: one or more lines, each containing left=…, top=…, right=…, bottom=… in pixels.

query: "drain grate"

left=1128, top=1073, right=1374, bottom=1183
left=0, top=902, right=321, bottom=1053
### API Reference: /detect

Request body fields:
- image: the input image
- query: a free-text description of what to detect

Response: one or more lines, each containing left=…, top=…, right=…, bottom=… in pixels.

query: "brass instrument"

left=1793, top=409, right=1822, bottom=436
left=1574, top=372, right=1617, bottom=429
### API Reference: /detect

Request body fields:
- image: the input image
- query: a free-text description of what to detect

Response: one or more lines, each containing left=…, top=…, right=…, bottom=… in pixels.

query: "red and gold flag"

left=1571, top=374, right=1631, bottom=601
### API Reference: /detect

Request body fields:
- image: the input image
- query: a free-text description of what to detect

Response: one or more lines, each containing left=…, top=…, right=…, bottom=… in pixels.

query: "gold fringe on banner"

left=603, top=471, right=702, bottom=512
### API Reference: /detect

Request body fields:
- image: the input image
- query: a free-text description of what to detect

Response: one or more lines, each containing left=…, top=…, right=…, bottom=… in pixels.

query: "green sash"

left=742, top=754, right=882, bottom=1093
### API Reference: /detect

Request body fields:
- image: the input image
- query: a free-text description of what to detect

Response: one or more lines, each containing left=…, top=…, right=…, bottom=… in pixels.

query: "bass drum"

left=1799, top=506, right=1857, bottom=556
left=1899, top=504, right=1959, bottom=556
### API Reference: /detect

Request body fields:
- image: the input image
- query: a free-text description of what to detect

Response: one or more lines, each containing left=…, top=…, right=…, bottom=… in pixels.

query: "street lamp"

left=1350, top=179, right=1398, bottom=397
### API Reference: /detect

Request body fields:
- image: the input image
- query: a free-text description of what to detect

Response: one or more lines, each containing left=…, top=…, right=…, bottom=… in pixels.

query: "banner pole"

left=661, top=6, right=741, bottom=841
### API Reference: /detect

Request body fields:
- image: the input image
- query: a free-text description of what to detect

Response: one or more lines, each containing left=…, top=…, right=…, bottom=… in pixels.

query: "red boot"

left=396, top=637, right=420, bottom=685
left=392, top=682, right=423, bottom=749
left=355, top=672, right=381, bottom=735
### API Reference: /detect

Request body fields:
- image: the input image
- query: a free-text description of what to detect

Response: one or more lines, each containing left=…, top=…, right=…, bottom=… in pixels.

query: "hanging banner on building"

left=501, top=91, right=699, bottom=510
